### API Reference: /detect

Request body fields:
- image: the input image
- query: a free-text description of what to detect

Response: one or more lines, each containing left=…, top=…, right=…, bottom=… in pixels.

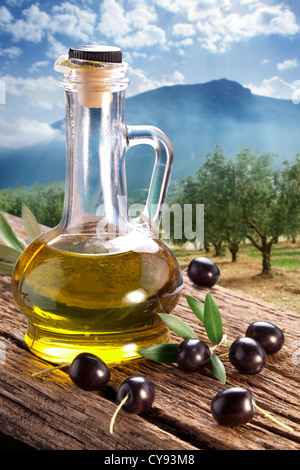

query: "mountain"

left=1, top=78, right=300, bottom=193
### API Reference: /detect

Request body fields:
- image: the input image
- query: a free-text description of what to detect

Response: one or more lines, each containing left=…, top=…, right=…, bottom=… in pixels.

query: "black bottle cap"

left=68, top=45, right=122, bottom=63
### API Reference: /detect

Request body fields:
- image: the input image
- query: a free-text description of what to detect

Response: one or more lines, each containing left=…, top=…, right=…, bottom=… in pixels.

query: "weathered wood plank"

left=0, top=215, right=299, bottom=450
left=1, top=271, right=299, bottom=450
left=0, top=335, right=198, bottom=450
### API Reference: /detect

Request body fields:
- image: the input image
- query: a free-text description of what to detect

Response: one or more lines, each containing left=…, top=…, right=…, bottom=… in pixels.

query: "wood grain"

left=0, top=215, right=299, bottom=450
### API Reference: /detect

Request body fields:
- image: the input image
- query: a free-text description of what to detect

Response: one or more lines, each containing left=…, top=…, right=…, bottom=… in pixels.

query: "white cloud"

left=171, top=70, right=185, bottom=83
left=152, top=0, right=227, bottom=16
left=195, top=3, right=300, bottom=53
left=153, top=0, right=300, bottom=53
left=118, top=25, right=166, bottom=49
left=0, top=6, right=13, bottom=25
left=246, top=76, right=297, bottom=100
left=98, top=0, right=132, bottom=38
left=277, top=58, right=298, bottom=71
left=29, top=60, right=49, bottom=74
left=98, top=0, right=158, bottom=41
left=46, top=34, right=68, bottom=60
left=169, top=37, right=194, bottom=54
left=239, top=0, right=259, bottom=4
left=150, top=0, right=182, bottom=14
left=0, top=2, right=97, bottom=45
left=5, top=4, right=49, bottom=43
left=128, top=5, right=157, bottom=30
left=127, top=67, right=185, bottom=97
left=178, top=38, right=194, bottom=47
left=1, top=0, right=298, bottom=58
left=5, top=0, right=30, bottom=6
left=0, top=117, right=63, bottom=149
left=0, top=45, right=22, bottom=59
left=132, top=51, right=148, bottom=60
left=98, top=0, right=165, bottom=49
left=2, top=74, right=64, bottom=110
left=173, top=23, right=196, bottom=37
left=239, top=0, right=260, bottom=4
left=50, top=3, right=97, bottom=42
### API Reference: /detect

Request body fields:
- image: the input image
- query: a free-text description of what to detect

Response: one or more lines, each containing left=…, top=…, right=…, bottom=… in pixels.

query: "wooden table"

left=0, top=216, right=299, bottom=451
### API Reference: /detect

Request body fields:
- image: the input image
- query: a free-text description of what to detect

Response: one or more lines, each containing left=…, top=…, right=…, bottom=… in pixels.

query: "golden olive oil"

left=12, top=227, right=182, bottom=366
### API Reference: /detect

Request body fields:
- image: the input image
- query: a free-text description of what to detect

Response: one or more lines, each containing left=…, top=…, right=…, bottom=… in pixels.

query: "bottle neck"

left=60, top=68, right=130, bottom=234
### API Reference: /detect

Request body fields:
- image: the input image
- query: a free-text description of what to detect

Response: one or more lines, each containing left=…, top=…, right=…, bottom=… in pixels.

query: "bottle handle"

left=126, top=125, right=174, bottom=232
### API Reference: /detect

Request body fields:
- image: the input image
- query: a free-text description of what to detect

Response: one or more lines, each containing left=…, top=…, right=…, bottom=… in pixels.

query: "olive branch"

left=138, top=292, right=231, bottom=384
left=0, top=204, right=42, bottom=274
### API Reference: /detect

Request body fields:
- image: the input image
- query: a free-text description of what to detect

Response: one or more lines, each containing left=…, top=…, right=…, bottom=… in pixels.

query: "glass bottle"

left=11, top=46, right=182, bottom=366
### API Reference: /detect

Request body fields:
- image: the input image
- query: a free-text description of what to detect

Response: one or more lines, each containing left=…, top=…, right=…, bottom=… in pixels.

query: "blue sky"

left=1, top=0, right=300, bottom=150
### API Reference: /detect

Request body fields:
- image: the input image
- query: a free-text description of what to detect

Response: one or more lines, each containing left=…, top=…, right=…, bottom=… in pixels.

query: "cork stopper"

left=77, top=69, right=113, bottom=108
left=68, top=45, right=122, bottom=108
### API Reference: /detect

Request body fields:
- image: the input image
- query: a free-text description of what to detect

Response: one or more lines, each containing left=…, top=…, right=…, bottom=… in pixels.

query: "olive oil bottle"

left=11, top=46, right=182, bottom=366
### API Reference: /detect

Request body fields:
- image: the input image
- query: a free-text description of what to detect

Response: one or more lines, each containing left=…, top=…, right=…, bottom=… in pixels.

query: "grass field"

left=172, top=240, right=300, bottom=315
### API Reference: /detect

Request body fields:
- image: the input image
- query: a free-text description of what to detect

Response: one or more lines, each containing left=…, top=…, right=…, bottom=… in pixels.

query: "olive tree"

left=234, top=149, right=285, bottom=276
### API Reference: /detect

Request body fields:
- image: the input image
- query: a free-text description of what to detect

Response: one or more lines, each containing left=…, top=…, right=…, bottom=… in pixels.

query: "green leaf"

left=158, top=313, right=198, bottom=339
left=203, top=292, right=224, bottom=345
left=209, top=354, right=226, bottom=384
left=138, top=343, right=179, bottom=364
left=0, top=212, right=24, bottom=253
left=22, top=203, right=42, bottom=242
left=0, top=243, right=20, bottom=263
left=185, top=294, right=204, bottom=323
left=0, top=261, right=14, bottom=275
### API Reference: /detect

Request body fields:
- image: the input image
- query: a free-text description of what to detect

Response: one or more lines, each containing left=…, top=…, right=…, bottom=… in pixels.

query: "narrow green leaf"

left=185, top=294, right=204, bottom=323
left=204, top=292, right=224, bottom=345
left=138, top=343, right=179, bottom=364
left=0, top=261, right=14, bottom=275
left=0, top=243, right=20, bottom=263
left=0, top=212, right=24, bottom=253
left=22, top=203, right=42, bottom=242
left=210, top=354, right=226, bottom=384
left=158, top=313, right=198, bottom=339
